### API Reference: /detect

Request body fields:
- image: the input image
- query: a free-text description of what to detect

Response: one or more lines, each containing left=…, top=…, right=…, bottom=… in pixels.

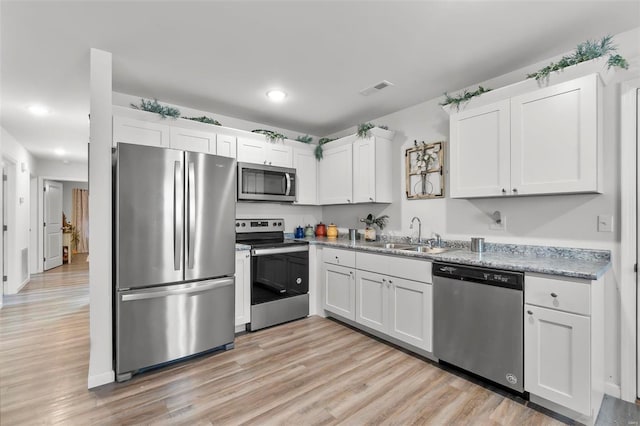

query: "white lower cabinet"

left=524, top=273, right=603, bottom=423
left=524, top=304, right=590, bottom=414
left=322, top=263, right=355, bottom=320
left=355, top=270, right=387, bottom=333
left=387, top=276, right=432, bottom=351
left=235, top=251, right=251, bottom=328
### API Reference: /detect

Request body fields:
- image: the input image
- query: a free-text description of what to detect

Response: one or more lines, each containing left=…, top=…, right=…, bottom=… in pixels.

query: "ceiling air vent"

left=359, top=80, right=394, bottom=96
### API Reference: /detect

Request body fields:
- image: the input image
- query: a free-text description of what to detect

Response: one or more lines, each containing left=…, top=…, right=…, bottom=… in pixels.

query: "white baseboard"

left=605, top=381, right=621, bottom=399
left=88, top=370, right=115, bottom=389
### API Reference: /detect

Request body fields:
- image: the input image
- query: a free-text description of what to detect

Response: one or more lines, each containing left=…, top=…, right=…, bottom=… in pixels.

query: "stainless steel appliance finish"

left=433, top=262, right=524, bottom=393
left=237, top=162, right=296, bottom=202
left=235, top=219, right=309, bottom=331
left=115, top=143, right=236, bottom=381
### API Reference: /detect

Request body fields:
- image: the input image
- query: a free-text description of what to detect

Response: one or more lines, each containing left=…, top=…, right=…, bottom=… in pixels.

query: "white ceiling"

left=1, top=1, right=639, bottom=162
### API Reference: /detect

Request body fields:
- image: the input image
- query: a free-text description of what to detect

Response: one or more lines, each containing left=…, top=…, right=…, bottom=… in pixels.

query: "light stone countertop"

left=296, top=237, right=611, bottom=281
left=235, top=244, right=251, bottom=251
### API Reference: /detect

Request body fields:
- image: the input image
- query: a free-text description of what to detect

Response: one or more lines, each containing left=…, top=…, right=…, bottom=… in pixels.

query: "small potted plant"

left=360, top=213, right=389, bottom=242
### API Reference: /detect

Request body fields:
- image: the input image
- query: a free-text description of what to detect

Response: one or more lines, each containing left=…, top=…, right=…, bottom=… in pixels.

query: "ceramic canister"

left=304, top=224, right=315, bottom=237
left=327, top=223, right=338, bottom=239
left=295, top=226, right=304, bottom=238
left=315, top=222, right=327, bottom=237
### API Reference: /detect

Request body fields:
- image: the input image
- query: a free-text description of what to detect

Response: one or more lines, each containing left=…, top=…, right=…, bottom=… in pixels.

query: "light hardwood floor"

left=1, top=258, right=565, bottom=425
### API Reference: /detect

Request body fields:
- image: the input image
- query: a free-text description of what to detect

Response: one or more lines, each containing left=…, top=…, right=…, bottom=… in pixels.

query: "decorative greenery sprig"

left=130, top=98, right=180, bottom=118
left=526, top=35, right=629, bottom=80
left=314, top=137, right=337, bottom=160
left=440, top=86, right=492, bottom=109
left=183, top=116, right=221, bottom=126
left=252, top=129, right=287, bottom=143
left=356, top=123, right=389, bottom=138
left=360, top=213, right=389, bottom=230
left=295, top=135, right=313, bottom=143
left=413, top=140, right=437, bottom=173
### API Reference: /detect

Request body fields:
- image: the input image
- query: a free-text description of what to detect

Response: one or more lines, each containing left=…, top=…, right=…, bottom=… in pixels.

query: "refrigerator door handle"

left=284, top=172, right=292, bottom=196
left=121, top=278, right=234, bottom=301
left=187, top=161, right=196, bottom=269
left=173, top=160, right=183, bottom=271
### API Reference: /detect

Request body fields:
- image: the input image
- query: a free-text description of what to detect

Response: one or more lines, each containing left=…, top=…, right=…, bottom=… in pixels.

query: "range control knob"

left=273, top=222, right=277, bottom=226
left=278, top=222, right=282, bottom=226
left=235, top=222, right=240, bottom=227
left=241, top=223, right=246, bottom=227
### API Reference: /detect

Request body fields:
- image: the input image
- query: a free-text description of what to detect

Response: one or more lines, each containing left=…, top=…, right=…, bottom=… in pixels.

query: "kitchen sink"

left=403, top=246, right=449, bottom=254
left=368, top=242, right=414, bottom=250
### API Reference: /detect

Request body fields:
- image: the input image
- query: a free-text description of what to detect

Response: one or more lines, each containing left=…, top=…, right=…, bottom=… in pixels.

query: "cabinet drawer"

left=388, top=257, right=432, bottom=283
left=355, top=252, right=389, bottom=275
left=525, top=274, right=590, bottom=316
left=323, top=247, right=355, bottom=268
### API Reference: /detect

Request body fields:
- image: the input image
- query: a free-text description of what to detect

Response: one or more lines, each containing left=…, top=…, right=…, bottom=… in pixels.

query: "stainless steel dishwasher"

left=433, top=262, right=524, bottom=393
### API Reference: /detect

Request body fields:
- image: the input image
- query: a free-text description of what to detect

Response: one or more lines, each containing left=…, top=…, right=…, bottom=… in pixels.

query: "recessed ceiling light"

left=54, top=148, right=65, bottom=156
left=28, top=104, right=50, bottom=116
left=266, top=90, right=287, bottom=102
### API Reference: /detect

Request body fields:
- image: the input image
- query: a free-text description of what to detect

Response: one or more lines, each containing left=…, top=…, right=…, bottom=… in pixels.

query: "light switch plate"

left=597, top=215, right=613, bottom=232
left=489, top=216, right=506, bottom=231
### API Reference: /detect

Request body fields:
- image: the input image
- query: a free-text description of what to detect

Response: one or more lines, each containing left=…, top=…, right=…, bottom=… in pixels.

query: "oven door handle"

left=251, top=246, right=309, bottom=256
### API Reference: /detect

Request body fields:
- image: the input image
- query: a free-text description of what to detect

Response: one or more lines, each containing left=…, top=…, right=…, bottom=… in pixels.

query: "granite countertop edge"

left=235, top=243, right=251, bottom=251
left=297, top=237, right=611, bottom=281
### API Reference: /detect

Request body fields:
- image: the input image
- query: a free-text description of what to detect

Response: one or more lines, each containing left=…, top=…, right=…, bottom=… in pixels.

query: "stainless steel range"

left=235, top=219, right=309, bottom=331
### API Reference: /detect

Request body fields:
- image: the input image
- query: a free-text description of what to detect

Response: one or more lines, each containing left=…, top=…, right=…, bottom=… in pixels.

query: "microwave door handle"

left=285, top=172, right=291, bottom=196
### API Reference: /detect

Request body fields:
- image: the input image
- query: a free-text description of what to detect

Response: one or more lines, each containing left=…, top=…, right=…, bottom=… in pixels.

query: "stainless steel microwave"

left=237, top=162, right=296, bottom=202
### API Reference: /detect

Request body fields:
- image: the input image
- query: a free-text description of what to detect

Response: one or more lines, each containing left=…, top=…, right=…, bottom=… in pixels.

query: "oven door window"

left=241, top=168, right=287, bottom=196
left=251, top=252, right=308, bottom=304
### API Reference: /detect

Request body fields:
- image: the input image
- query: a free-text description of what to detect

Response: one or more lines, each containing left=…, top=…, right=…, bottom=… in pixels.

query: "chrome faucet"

left=410, top=217, right=422, bottom=244
left=433, top=232, right=442, bottom=248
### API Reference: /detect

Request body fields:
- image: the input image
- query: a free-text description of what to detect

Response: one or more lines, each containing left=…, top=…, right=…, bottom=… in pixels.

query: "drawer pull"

left=550, top=292, right=558, bottom=298
left=527, top=310, right=533, bottom=315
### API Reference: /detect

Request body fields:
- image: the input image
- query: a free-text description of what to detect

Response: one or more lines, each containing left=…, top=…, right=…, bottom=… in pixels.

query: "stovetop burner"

left=235, top=218, right=307, bottom=249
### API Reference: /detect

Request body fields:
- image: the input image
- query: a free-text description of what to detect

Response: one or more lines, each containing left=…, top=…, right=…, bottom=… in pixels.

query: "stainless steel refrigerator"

left=114, top=143, right=236, bottom=382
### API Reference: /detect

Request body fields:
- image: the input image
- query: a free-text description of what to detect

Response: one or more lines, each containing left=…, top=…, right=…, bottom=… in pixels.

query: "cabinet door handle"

left=388, top=280, right=393, bottom=285
left=269, top=161, right=272, bottom=165
left=512, top=188, right=518, bottom=193
left=347, top=199, right=351, bottom=203
left=501, top=188, right=506, bottom=194
left=527, top=310, right=533, bottom=315
left=263, top=160, right=267, bottom=164
left=369, top=197, right=373, bottom=201
left=550, top=292, right=558, bottom=298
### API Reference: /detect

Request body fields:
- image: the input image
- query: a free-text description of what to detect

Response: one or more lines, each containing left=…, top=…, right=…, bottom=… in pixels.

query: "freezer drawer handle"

left=251, top=245, right=309, bottom=256
left=173, top=160, right=183, bottom=271
left=187, top=162, right=196, bottom=269
left=121, top=278, right=234, bottom=301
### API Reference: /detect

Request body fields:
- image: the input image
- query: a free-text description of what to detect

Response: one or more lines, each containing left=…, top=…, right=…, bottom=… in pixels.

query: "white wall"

left=322, top=27, right=640, bottom=396
left=37, top=158, right=88, bottom=181
left=1, top=127, right=36, bottom=294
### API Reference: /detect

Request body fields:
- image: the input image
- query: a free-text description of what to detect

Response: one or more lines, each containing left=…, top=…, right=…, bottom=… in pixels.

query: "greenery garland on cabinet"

left=357, top=123, right=389, bottom=139
left=130, top=98, right=181, bottom=118
left=439, top=86, right=492, bottom=109
left=183, top=116, right=222, bottom=126
left=295, top=135, right=313, bottom=143
left=251, top=129, right=287, bottom=143
left=314, top=137, right=337, bottom=160
left=526, top=35, right=629, bottom=81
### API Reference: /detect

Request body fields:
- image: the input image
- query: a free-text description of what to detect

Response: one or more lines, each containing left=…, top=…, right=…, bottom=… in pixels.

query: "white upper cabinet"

left=216, top=134, right=237, bottom=158
left=449, top=73, right=601, bottom=198
left=510, top=75, right=599, bottom=195
left=318, top=130, right=393, bottom=205
left=318, top=142, right=353, bottom=205
left=450, top=100, right=511, bottom=198
left=169, top=127, right=216, bottom=154
left=113, top=115, right=171, bottom=148
left=292, top=143, right=317, bottom=205
left=236, top=136, right=292, bottom=167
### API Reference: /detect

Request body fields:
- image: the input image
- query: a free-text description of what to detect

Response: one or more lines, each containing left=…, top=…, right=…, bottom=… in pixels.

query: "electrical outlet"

left=489, top=216, right=506, bottom=231
left=597, top=215, right=613, bottom=232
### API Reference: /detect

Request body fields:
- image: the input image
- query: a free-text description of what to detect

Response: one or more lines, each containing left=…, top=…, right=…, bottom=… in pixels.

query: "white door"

left=267, top=144, right=293, bottom=168
left=318, top=143, right=353, bottom=205
left=524, top=304, right=590, bottom=415
left=449, top=99, right=511, bottom=198
left=511, top=74, right=598, bottom=195
left=169, top=127, right=215, bottom=153
left=322, top=262, right=355, bottom=320
left=355, top=270, right=387, bottom=333
left=216, top=134, right=237, bottom=159
left=43, top=180, right=63, bottom=270
left=352, top=137, right=376, bottom=203
left=388, top=278, right=432, bottom=351
left=292, top=145, right=317, bottom=205
left=1, top=166, right=6, bottom=299
left=637, top=88, right=640, bottom=399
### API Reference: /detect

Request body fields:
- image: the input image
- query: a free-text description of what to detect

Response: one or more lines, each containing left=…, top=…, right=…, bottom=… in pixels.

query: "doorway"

left=43, top=180, right=63, bottom=271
